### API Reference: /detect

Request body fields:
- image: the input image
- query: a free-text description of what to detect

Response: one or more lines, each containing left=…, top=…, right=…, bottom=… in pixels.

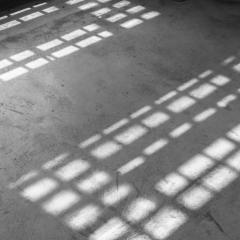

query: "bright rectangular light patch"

left=0, top=67, right=28, bottom=81
left=10, top=8, right=31, bottom=16
left=143, top=139, right=168, bottom=155
left=202, top=166, right=238, bottom=192
left=79, top=2, right=99, bottom=10
left=89, top=217, right=128, bottom=240
left=37, top=39, right=63, bottom=51
left=91, top=141, right=121, bottom=159
left=189, top=83, right=217, bottom=99
left=222, top=56, right=235, bottom=65
left=65, top=205, right=101, bottom=230
left=169, top=123, right=192, bottom=138
left=9, top=170, right=39, bottom=189
left=61, top=29, right=86, bottom=41
left=107, top=13, right=127, bottom=22
left=76, top=171, right=111, bottom=193
left=42, top=190, right=80, bottom=215
left=155, top=91, right=177, bottom=105
left=130, top=106, right=152, bottom=119
left=210, top=75, right=230, bottom=86
left=79, top=134, right=101, bottom=148
left=124, top=197, right=156, bottom=223
left=120, top=19, right=143, bottom=29
left=178, top=185, right=213, bottom=210
left=227, top=125, right=240, bottom=142
left=203, top=138, right=235, bottom=160
left=118, top=157, right=145, bottom=175
left=178, top=154, right=214, bottom=180
left=177, top=78, right=198, bottom=91
left=113, top=0, right=130, bottom=8
left=42, top=6, right=59, bottom=13
left=144, top=206, right=187, bottom=239
left=55, top=159, right=90, bottom=181
left=92, top=8, right=111, bottom=17
left=142, top=112, right=169, bottom=128
left=98, top=31, right=113, bottom=38
left=97, top=0, right=112, bottom=2
left=43, top=153, right=69, bottom=170
left=126, top=6, right=145, bottom=14
left=102, top=184, right=131, bottom=206
left=66, top=0, right=85, bottom=5
left=0, top=20, right=20, bottom=31
left=233, top=63, right=240, bottom=72
left=83, top=23, right=100, bottom=31
left=21, top=178, right=58, bottom=201
left=33, top=2, right=47, bottom=7
left=198, top=70, right=213, bottom=79
left=0, top=16, right=7, bottom=20
left=226, top=151, right=240, bottom=171
left=103, top=118, right=129, bottom=135
left=0, top=59, right=12, bottom=70
left=26, top=58, right=49, bottom=69
left=155, top=172, right=189, bottom=196
left=10, top=50, right=34, bottom=62
left=141, top=11, right=160, bottom=20
left=193, top=108, right=216, bottom=122
left=52, top=46, right=79, bottom=58
left=20, top=12, right=43, bottom=21
left=217, top=94, right=237, bottom=108
left=76, top=36, right=101, bottom=48
left=114, top=125, right=147, bottom=145
left=167, top=96, right=196, bottom=113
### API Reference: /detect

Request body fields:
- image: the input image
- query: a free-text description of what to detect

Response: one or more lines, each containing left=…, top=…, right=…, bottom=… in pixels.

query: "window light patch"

left=155, top=172, right=189, bottom=196
left=124, top=197, right=156, bottom=223
left=55, top=159, right=90, bottom=181
left=42, top=190, right=80, bottom=215
left=178, top=185, right=213, bottom=210
left=21, top=178, right=58, bottom=201
left=65, top=205, right=101, bottom=230
left=76, top=171, right=111, bottom=193
left=89, top=217, right=128, bottom=240
left=142, top=112, right=169, bottom=128
left=102, top=184, right=132, bottom=206
left=203, top=138, right=235, bottom=160
left=91, top=141, right=122, bottom=159
left=178, top=154, right=214, bottom=180
left=114, top=125, right=147, bottom=145
left=167, top=96, right=195, bottom=113
left=144, top=206, right=187, bottom=239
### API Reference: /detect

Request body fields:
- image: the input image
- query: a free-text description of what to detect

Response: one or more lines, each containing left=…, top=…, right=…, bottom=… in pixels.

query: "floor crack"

left=205, top=211, right=234, bottom=240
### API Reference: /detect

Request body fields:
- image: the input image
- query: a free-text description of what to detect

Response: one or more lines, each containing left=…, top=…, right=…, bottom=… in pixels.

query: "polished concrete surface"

left=1, top=0, right=240, bottom=239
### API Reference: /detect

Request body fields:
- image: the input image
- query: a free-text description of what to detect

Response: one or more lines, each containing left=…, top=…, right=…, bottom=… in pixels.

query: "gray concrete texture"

left=0, top=0, right=240, bottom=239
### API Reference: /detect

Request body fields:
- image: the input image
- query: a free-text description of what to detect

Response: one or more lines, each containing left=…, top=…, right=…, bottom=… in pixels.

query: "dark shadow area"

left=0, top=0, right=49, bottom=12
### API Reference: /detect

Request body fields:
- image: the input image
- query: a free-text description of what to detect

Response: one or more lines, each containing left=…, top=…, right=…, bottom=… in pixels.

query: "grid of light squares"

left=0, top=23, right=113, bottom=81
left=9, top=56, right=240, bottom=239
left=0, top=0, right=161, bottom=82
left=0, top=2, right=59, bottom=32
left=0, top=0, right=160, bottom=34
left=66, top=0, right=160, bottom=29
left=79, top=69, right=237, bottom=164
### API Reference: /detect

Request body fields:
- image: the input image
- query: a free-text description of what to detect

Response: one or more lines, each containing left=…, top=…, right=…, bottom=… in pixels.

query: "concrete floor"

left=1, top=0, right=240, bottom=239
